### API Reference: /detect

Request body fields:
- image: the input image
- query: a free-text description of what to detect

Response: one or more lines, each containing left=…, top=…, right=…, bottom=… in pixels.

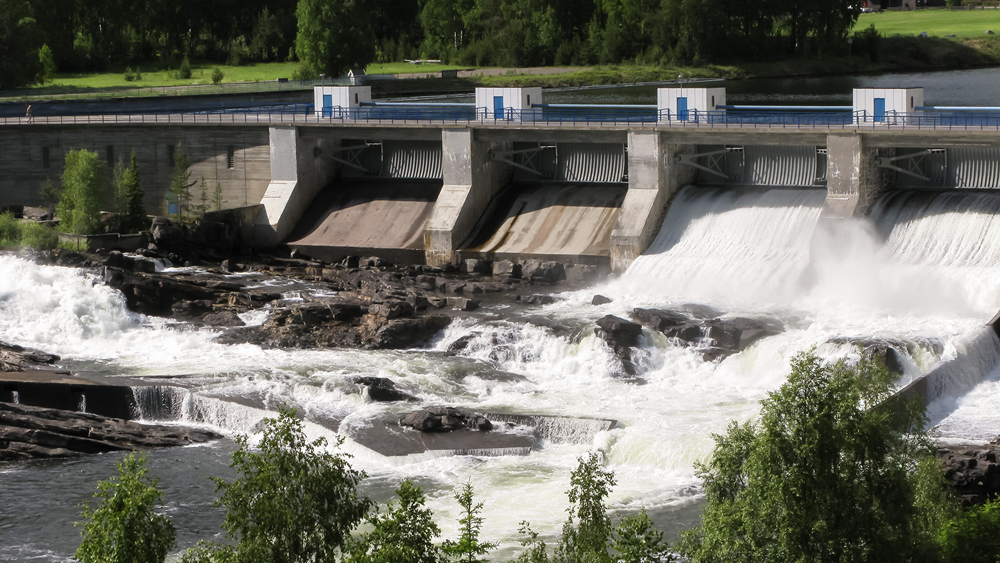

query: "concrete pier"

left=254, top=126, right=337, bottom=247
left=423, top=128, right=512, bottom=266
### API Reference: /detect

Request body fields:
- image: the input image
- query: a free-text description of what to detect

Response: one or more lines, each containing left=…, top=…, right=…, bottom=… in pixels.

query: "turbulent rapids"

left=6, top=186, right=1000, bottom=560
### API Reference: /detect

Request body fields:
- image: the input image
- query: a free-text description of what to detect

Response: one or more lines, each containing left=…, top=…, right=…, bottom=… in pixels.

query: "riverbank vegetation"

left=10, top=0, right=1000, bottom=95
left=75, top=353, right=1000, bottom=562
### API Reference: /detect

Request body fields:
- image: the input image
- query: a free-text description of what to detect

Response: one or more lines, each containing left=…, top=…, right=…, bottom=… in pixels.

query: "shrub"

left=0, top=211, right=21, bottom=247
left=75, top=452, right=176, bottom=563
left=179, top=57, right=192, bottom=79
left=190, top=407, right=371, bottom=563
left=58, top=149, right=104, bottom=235
left=345, top=479, right=441, bottom=563
left=124, top=66, right=136, bottom=81
left=38, top=44, right=56, bottom=84
left=212, top=67, right=224, bottom=84
left=937, top=497, right=1000, bottom=563
left=20, top=222, right=58, bottom=250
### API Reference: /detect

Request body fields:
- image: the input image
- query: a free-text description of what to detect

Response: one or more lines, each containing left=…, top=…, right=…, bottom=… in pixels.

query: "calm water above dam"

left=6, top=69, right=1000, bottom=560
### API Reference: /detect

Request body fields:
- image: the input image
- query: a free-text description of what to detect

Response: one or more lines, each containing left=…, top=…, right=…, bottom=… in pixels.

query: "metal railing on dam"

left=9, top=106, right=1000, bottom=130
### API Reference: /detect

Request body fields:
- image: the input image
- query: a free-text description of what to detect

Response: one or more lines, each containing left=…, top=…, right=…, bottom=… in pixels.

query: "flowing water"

left=5, top=186, right=1000, bottom=560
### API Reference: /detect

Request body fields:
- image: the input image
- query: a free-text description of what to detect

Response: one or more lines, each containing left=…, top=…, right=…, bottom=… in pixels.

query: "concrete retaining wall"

left=0, top=125, right=270, bottom=214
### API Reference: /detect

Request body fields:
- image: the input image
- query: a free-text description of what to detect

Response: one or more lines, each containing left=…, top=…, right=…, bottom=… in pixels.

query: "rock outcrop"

left=630, top=307, right=782, bottom=361
left=938, top=444, right=1000, bottom=506
left=1, top=342, right=60, bottom=372
left=594, top=315, right=644, bottom=375
left=0, top=402, right=221, bottom=460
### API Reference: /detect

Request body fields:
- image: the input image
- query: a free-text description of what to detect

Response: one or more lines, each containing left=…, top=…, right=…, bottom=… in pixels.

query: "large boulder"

left=353, top=377, right=418, bottom=402
left=370, top=316, right=451, bottom=349
left=398, top=407, right=492, bottom=433
left=594, top=315, right=644, bottom=375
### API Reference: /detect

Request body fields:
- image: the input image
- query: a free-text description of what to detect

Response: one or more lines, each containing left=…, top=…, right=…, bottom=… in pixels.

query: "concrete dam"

left=6, top=85, right=1000, bottom=274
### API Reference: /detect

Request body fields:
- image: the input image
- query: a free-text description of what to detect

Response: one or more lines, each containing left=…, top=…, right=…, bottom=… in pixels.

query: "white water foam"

left=8, top=186, right=1000, bottom=559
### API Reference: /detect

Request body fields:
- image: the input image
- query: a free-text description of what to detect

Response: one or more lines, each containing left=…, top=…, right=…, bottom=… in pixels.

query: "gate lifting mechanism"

left=675, top=147, right=744, bottom=181
left=876, top=149, right=946, bottom=184
left=488, top=145, right=557, bottom=179
left=326, top=141, right=382, bottom=175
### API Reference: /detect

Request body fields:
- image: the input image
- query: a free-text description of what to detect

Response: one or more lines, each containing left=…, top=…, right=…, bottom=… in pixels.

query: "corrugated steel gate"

left=695, top=145, right=827, bottom=187
left=511, top=142, right=627, bottom=184
left=340, top=140, right=443, bottom=179
left=892, top=148, right=1000, bottom=189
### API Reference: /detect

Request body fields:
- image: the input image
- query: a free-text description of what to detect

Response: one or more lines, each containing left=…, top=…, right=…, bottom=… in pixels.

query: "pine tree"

left=168, top=143, right=196, bottom=220
left=442, top=482, right=498, bottom=563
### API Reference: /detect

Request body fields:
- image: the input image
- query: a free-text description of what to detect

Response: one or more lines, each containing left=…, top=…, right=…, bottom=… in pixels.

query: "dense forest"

left=0, top=0, right=863, bottom=89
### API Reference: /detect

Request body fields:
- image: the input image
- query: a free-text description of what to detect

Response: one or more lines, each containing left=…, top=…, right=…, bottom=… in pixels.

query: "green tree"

left=195, top=177, right=209, bottom=217
left=346, top=479, right=441, bottom=563
left=515, top=521, right=551, bottom=563
left=120, top=148, right=146, bottom=233
left=611, top=509, right=671, bottom=563
left=168, top=142, right=195, bottom=220
left=679, top=351, right=943, bottom=563
left=0, top=0, right=43, bottom=89
left=37, top=43, right=56, bottom=83
left=58, top=148, right=104, bottom=235
left=937, top=497, right=1000, bottom=563
left=75, top=452, right=176, bottom=563
left=211, top=181, right=225, bottom=211
left=197, top=407, right=371, bottom=563
left=39, top=176, right=60, bottom=218
left=442, top=482, right=498, bottom=563
left=554, top=451, right=616, bottom=563
left=293, top=0, right=376, bottom=79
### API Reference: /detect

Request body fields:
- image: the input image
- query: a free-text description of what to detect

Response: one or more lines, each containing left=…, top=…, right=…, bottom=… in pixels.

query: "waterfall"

left=619, top=186, right=826, bottom=306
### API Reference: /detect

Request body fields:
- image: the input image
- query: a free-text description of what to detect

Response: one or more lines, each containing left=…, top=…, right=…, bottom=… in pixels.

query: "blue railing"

left=10, top=105, right=1000, bottom=130
left=325, top=105, right=480, bottom=121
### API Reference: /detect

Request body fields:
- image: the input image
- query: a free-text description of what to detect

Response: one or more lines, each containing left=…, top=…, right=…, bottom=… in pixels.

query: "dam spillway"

left=11, top=84, right=1000, bottom=559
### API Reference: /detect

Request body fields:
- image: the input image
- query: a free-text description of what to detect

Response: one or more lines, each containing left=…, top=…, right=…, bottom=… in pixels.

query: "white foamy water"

left=6, top=187, right=1000, bottom=560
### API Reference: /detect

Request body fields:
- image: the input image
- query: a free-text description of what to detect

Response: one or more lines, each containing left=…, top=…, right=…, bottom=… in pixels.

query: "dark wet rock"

left=630, top=308, right=688, bottom=332
left=592, top=294, right=613, bottom=306
left=368, top=300, right=415, bottom=319
left=938, top=445, right=1000, bottom=506
left=826, top=337, right=913, bottom=375
left=520, top=260, right=565, bottom=283
left=370, top=316, right=451, bottom=349
left=519, top=294, right=558, bottom=306
left=171, top=299, right=214, bottom=317
left=630, top=308, right=782, bottom=362
left=0, top=342, right=60, bottom=372
left=353, top=377, right=418, bottom=402
left=0, top=402, right=221, bottom=460
left=444, top=281, right=466, bottom=294
left=201, top=311, right=246, bottom=327
left=398, top=407, right=492, bottom=433
left=463, top=259, right=492, bottom=274
left=595, top=315, right=643, bottom=376
left=493, top=260, right=521, bottom=279
left=341, top=256, right=360, bottom=268
left=406, top=294, right=431, bottom=312
left=595, top=315, right=643, bottom=347
left=362, top=256, right=390, bottom=268
left=446, top=334, right=479, bottom=356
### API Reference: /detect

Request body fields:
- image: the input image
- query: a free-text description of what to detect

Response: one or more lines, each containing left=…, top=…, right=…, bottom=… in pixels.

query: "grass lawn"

left=33, top=61, right=472, bottom=95
left=857, top=8, right=1000, bottom=38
